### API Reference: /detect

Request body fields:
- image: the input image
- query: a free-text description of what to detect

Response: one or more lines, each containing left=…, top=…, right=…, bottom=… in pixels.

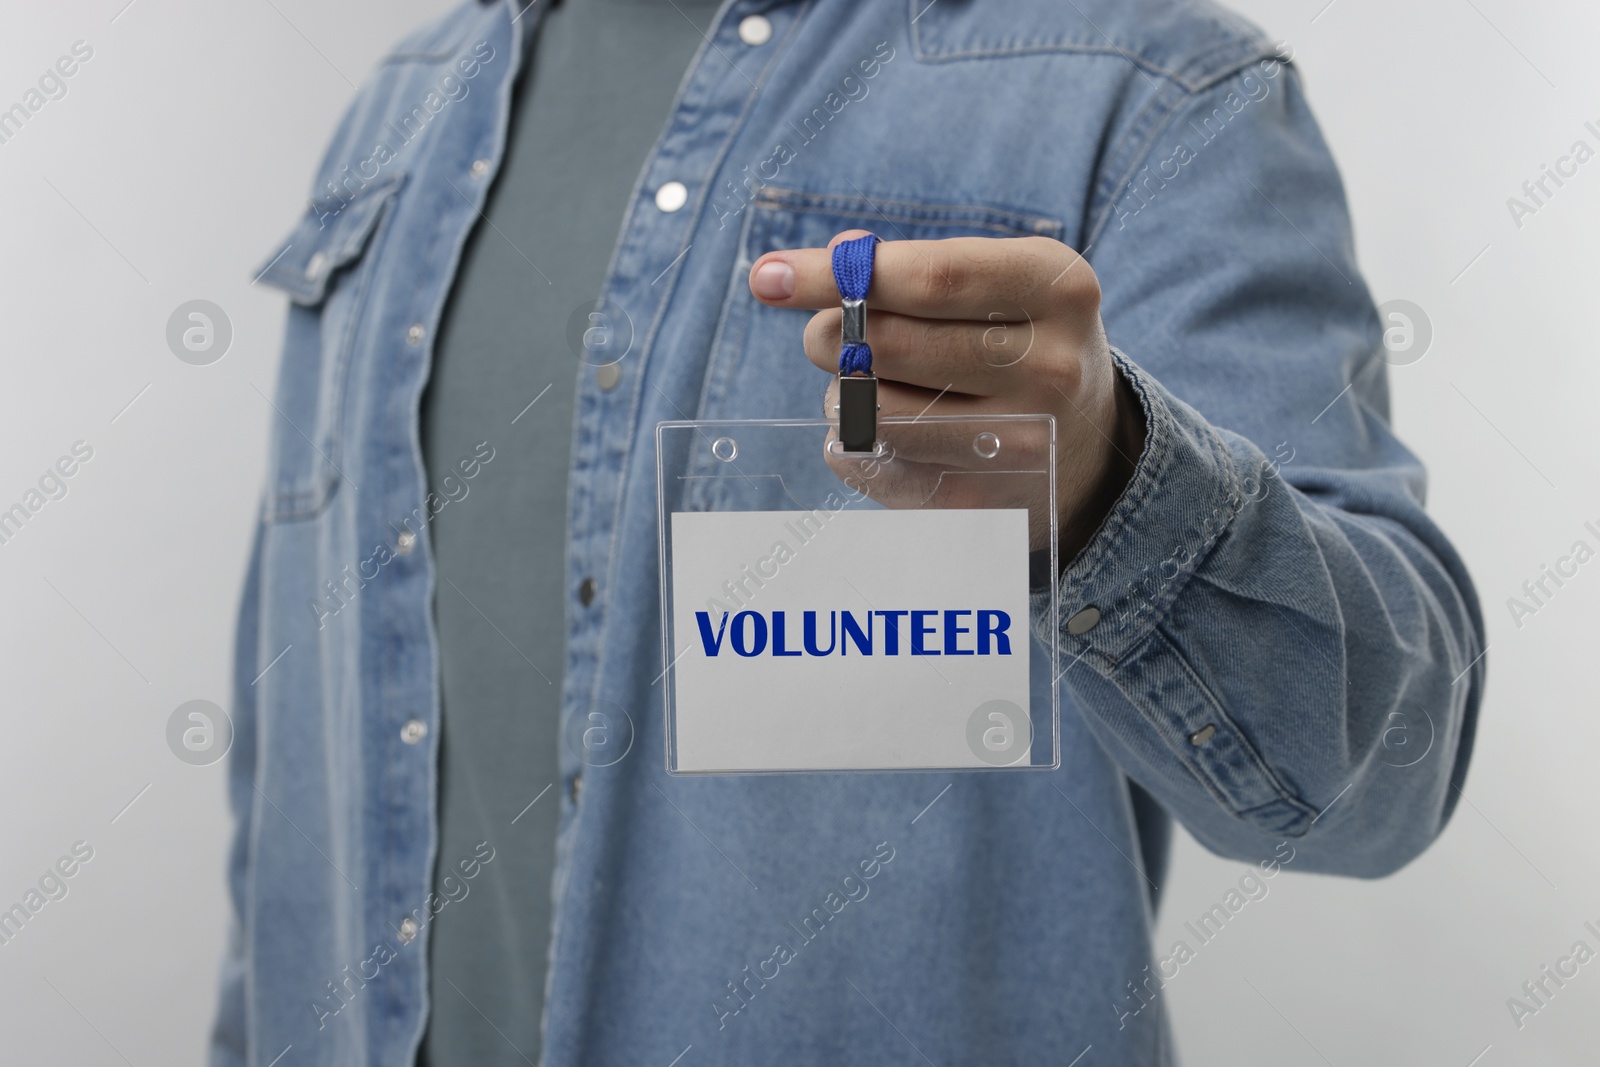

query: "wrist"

left=1059, top=365, right=1146, bottom=565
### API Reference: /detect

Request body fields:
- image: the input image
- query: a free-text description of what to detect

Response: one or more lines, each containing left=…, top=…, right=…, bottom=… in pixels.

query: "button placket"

left=564, top=1, right=783, bottom=802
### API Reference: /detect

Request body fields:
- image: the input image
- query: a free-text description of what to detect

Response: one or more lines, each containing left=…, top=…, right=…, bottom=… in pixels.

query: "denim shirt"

left=214, top=1, right=1485, bottom=1064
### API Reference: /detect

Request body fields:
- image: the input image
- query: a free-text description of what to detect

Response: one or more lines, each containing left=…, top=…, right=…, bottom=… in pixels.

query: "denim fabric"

left=213, top=1, right=1484, bottom=1064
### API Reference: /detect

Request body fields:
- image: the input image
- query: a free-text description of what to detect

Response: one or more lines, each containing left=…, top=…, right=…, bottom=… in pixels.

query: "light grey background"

left=0, top=1, right=1594, bottom=1063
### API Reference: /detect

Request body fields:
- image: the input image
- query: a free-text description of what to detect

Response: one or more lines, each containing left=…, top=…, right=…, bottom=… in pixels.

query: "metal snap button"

left=1066, top=606, right=1101, bottom=635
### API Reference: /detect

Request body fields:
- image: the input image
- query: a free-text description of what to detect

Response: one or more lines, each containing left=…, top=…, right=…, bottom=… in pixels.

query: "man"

left=214, top=0, right=1484, bottom=1063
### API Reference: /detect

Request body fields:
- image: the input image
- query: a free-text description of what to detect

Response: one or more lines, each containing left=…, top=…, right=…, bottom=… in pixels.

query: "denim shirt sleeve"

left=1049, top=61, right=1486, bottom=876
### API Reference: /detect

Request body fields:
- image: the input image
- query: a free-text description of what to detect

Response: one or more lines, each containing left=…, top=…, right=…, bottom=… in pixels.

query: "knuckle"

left=1041, top=337, right=1086, bottom=393
left=1036, top=238, right=1101, bottom=304
left=918, top=246, right=966, bottom=306
left=1066, top=269, right=1103, bottom=308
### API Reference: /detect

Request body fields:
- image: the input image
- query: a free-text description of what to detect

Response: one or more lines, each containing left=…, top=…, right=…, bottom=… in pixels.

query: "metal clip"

left=841, top=297, right=866, bottom=346
left=837, top=296, right=875, bottom=452
left=837, top=374, right=878, bottom=454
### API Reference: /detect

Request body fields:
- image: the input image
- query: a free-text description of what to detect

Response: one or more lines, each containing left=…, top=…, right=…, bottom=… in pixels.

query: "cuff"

left=1035, top=348, right=1250, bottom=669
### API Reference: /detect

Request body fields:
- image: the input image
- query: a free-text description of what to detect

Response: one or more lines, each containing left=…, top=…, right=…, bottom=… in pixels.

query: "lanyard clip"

left=832, top=235, right=882, bottom=454
left=838, top=295, right=877, bottom=452
left=837, top=374, right=878, bottom=454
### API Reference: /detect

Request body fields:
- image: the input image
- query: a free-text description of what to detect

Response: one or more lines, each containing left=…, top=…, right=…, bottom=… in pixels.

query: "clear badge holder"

left=656, top=413, right=1061, bottom=774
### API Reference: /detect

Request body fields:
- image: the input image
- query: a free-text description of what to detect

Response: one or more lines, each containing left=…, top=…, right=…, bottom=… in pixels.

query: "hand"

left=748, top=230, right=1146, bottom=562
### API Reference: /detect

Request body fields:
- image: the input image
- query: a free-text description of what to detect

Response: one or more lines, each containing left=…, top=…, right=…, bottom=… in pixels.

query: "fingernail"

left=751, top=259, right=796, bottom=300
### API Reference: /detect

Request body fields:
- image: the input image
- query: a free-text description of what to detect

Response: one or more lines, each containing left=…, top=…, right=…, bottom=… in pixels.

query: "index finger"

left=749, top=230, right=1082, bottom=320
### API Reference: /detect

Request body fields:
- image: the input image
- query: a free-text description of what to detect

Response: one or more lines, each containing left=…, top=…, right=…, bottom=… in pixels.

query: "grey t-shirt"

left=418, top=0, right=717, bottom=1062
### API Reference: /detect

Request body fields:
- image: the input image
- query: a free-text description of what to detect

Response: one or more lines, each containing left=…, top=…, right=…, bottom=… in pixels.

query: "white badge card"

left=656, top=416, right=1061, bottom=774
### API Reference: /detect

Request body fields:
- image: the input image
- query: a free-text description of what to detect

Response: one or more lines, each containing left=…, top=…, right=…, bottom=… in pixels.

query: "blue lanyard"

left=831, top=233, right=881, bottom=452
left=832, top=233, right=880, bottom=376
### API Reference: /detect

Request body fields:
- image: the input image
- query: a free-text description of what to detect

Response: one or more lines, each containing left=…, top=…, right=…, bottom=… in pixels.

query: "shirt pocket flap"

left=254, top=175, right=406, bottom=306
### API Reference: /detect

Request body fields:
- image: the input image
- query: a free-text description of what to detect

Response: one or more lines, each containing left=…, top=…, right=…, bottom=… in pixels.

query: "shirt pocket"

left=683, top=185, right=1062, bottom=511
left=252, top=175, right=405, bottom=522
